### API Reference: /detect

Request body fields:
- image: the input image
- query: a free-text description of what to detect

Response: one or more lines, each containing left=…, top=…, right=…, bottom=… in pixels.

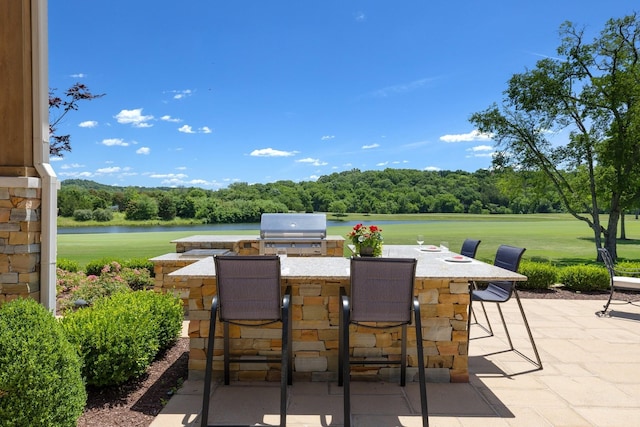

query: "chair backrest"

left=349, top=257, right=417, bottom=323
left=460, top=239, right=481, bottom=258
left=214, top=255, right=282, bottom=322
left=490, top=245, right=526, bottom=296
left=598, top=248, right=615, bottom=276
left=493, top=245, right=526, bottom=272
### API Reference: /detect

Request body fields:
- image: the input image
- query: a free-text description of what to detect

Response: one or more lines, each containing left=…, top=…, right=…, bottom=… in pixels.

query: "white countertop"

left=168, top=245, right=526, bottom=282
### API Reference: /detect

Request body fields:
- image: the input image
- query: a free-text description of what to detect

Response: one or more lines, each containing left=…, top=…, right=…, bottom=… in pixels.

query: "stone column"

left=0, top=0, right=55, bottom=309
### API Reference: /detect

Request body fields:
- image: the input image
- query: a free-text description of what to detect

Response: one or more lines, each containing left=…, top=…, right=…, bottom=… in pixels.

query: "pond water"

left=57, top=220, right=438, bottom=235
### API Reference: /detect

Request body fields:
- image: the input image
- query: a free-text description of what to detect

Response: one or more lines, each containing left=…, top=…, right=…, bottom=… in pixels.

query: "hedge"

left=0, top=298, right=86, bottom=426
left=61, top=290, right=182, bottom=387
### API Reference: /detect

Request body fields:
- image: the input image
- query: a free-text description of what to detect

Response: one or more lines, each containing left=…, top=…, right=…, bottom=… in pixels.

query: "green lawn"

left=57, top=214, right=640, bottom=267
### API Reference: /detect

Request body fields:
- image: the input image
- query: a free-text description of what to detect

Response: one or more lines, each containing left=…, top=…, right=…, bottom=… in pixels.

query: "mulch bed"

left=77, top=337, right=189, bottom=427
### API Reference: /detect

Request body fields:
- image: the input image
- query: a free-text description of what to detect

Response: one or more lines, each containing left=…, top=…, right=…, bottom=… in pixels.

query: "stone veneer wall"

left=0, top=181, right=41, bottom=305
left=184, top=276, right=470, bottom=383
left=152, top=238, right=345, bottom=314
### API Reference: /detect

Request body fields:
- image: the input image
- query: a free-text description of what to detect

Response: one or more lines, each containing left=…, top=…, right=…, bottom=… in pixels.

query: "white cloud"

left=78, top=120, right=98, bottom=128
left=96, top=166, right=121, bottom=173
left=296, top=158, right=328, bottom=166
left=60, top=163, right=85, bottom=169
left=136, top=147, right=151, bottom=155
left=440, top=130, right=493, bottom=143
left=50, top=156, right=64, bottom=162
left=149, top=173, right=188, bottom=179
left=178, top=125, right=195, bottom=134
left=160, top=115, right=182, bottom=123
left=59, top=171, right=93, bottom=178
left=199, top=126, right=212, bottom=134
left=376, top=161, right=389, bottom=166
left=171, top=89, right=193, bottom=100
left=321, top=135, right=335, bottom=141
left=250, top=148, right=298, bottom=157
left=354, top=11, right=366, bottom=22
left=424, top=166, right=441, bottom=171
left=362, top=143, right=379, bottom=149
left=468, top=145, right=493, bottom=152
left=101, top=138, right=129, bottom=147
left=114, top=108, right=154, bottom=128
left=70, top=73, right=86, bottom=78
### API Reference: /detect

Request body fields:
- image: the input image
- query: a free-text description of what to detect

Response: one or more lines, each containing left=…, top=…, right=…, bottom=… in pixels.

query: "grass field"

left=57, top=213, right=640, bottom=267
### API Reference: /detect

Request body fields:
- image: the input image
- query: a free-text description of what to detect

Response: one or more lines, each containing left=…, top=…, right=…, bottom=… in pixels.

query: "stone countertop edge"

left=167, top=255, right=526, bottom=282
left=170, top=234, right=346, bottom=243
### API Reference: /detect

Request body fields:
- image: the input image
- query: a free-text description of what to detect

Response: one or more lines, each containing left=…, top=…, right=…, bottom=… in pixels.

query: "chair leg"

left=338, top=288, right=346, bottom=386
left=284, top=287, right=293, bottom=386
left=495, top=303, right=514, bottom=350
left=513, top=291, right=543, bottom=369
left=599, top=287, right=616, bottom=316
left=341, top=296, right=351, bottom=427
left=201, top=297, right=219, bottom=427
left=223, top=322, right=230, bottom=385
left=400, top=324, right=407, bottom=387
left=280, top=293, right=291, bottom=427
left=413, top=298, right=429, bottom=427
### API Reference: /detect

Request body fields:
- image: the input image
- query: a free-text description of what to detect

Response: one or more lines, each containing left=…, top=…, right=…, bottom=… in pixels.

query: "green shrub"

left=0, top=298, right=86, bottom=426
left=558, top=264, right=609, bottom=292
left=72, top=209, right=94, bottom=221
left=127, top=291, right=183, bottom=349
left=518, top=260, right=558, bottom=290
left=67, top=272, right=132, bottom=307
left=123, top=257, right=156, bottom=277
left=92, top=208, right=113, bottom=222
left=61, top=290, right=182, bottom=387
left=57, top=258, right=80, bottom=272
left=84, top=257, right=125, bottom=276
left=119, top=267, right=154, bottom=291
left=615, top=261, right=640, bottom=277
left=62, top=293, right=158, bottom=387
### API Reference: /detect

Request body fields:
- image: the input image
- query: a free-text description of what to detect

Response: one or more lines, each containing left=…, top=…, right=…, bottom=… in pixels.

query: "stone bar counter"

left=167, top=244, right=526, bottom=383
left=150, top=234, right=345, bottom=312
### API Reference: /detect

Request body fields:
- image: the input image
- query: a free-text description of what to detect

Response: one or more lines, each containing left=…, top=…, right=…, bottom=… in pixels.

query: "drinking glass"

left=416, top=235, right=424, bottom=248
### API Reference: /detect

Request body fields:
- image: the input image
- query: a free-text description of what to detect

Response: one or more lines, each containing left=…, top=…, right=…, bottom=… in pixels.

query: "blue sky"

left=48, top=1, right=635, bottom=189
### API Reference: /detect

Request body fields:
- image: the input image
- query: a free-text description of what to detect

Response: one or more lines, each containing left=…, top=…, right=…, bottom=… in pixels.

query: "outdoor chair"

left=597, top=247, right=640, bottom=316
left=467, top=245, right=542, bottom=370
left=339, top=257, right=428, bottom=427
left=459, top=238, right=481, bottom=258
left=459, top=239, right=486, bottom=325
left=201, top=255, right=292, bottom=427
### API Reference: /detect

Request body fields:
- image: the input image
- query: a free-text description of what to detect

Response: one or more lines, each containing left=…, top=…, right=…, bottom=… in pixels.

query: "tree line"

left=58, top=168, right=569, bottom=224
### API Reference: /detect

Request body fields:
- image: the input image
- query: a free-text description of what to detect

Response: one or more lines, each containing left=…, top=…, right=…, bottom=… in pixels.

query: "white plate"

left=444, top=256, right=472, bottom=263
left=419, top=246, right=441, bottom=252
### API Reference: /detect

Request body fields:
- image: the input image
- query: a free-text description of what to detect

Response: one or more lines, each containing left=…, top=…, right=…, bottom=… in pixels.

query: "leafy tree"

left=328, top=200, right=347, bottom=217
left=58, top=186, right=94, bottom=217
left=470, top=13, right=640, bottom=260
left=49, top=83, right=104, bottom=157
left=157, top=193, right=178, bottom=221
left=124, top=195, right=158, bottom=220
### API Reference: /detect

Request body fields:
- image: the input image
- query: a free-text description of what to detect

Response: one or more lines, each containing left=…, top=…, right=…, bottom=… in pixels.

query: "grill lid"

left=260, top=213, right=326, bottom=239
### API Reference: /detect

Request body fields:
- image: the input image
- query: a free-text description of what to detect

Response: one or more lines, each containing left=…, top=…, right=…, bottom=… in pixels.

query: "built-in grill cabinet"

left=259, top=213, right=327, bottom=256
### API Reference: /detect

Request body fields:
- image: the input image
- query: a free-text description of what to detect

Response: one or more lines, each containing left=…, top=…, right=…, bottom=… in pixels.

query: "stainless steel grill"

left=259, top=213, right=327, bottom=256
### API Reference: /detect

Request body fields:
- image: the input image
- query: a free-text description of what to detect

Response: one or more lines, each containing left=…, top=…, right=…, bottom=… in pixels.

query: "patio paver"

left=151, top=299, right=640, bottom=426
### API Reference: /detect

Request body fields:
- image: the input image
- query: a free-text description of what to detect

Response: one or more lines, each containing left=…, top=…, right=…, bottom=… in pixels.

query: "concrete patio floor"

left=151, top=298, right=640, bottom=427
